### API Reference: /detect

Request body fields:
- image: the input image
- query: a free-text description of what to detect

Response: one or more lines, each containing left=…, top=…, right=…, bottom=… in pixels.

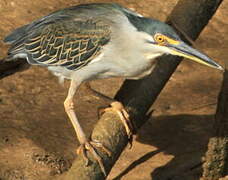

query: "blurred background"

left=0, top=1, right=227, bottom=179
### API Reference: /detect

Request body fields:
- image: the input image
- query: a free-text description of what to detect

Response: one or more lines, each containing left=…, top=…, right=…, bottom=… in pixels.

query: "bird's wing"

left=7, top=18, right=111, bottom=70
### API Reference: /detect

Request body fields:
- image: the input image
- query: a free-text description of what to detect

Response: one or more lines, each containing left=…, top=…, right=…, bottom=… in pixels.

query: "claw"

left=76, top=140, right=112, bottom=176
left=97, top=106, right=107, bottom=119
left=77, top=145, right=89, bottom=166
left=85, top=83, right=134, bottom=146
left=103, top=101, right=134, bottom=144
left=90, top=141, right=112, bottom=157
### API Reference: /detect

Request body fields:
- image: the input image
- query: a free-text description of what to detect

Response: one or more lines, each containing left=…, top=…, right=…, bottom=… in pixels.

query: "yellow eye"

left=154, top=34, right=166, bottom=45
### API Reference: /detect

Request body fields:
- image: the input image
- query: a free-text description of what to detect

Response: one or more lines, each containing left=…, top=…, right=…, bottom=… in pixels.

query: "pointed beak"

left=168, top=42, right=223, bottom=71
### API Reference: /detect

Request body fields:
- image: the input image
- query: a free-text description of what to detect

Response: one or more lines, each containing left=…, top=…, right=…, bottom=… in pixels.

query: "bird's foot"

left=99, top=101, right=134, bottom=147
left=77, top=140, right=112, bottom=176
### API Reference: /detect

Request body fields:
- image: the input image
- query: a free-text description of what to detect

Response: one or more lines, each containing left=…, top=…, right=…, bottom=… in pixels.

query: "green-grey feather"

left=4, top=3, right=178, bottom=70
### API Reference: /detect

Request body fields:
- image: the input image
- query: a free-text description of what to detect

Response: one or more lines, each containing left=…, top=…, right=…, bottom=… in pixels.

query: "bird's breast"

left=116, top=57, right=158, bottom=80
left=126, top=63, right=156, bottom=79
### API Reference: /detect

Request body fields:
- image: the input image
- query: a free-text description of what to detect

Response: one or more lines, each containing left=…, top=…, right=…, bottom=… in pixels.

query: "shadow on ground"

left=113, top=114, right=214, bottom=180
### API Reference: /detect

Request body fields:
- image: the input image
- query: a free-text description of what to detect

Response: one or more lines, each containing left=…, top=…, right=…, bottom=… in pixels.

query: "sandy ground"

left=0, top=0, right=228, bottom=180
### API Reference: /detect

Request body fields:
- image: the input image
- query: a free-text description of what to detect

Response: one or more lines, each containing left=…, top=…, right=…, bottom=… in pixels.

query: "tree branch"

left=60, top=0, right=223, bottom=179
left=0, top=59, right=29, bottom=79
left=202, top=53, right=228, bottom=180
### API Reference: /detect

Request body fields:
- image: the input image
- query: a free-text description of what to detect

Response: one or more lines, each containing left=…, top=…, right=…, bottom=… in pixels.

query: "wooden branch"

left=61, top=0, right=223, bottom=179
left=202, top=60, right=228, bottom=179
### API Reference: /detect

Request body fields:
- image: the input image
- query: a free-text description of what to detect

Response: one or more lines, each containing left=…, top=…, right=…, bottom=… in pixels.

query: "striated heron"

left=3, top=3, right=223, bottom=175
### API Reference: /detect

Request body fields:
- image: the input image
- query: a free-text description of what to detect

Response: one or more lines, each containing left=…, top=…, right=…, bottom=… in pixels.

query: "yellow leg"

left=64, top=80, right=111, bottom=176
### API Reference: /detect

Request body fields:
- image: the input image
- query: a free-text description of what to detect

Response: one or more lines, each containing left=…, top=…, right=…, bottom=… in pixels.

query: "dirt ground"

left=0, top=0, right=228, bottom=180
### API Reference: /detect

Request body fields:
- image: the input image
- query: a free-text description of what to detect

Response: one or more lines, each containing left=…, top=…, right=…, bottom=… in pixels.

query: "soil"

left=0, top=0, right=228, bottom=180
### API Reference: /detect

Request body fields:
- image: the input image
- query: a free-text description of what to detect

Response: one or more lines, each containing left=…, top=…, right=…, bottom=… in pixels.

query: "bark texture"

left=60, top=0, right=223, bottom=179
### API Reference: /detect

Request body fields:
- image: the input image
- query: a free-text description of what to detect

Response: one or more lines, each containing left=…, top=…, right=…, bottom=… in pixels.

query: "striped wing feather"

left=12, top=19, right=111, bottom=70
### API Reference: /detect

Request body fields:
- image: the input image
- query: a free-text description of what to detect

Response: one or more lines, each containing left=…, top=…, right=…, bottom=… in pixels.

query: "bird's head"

left=139, top=19, right=223, bottom=70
